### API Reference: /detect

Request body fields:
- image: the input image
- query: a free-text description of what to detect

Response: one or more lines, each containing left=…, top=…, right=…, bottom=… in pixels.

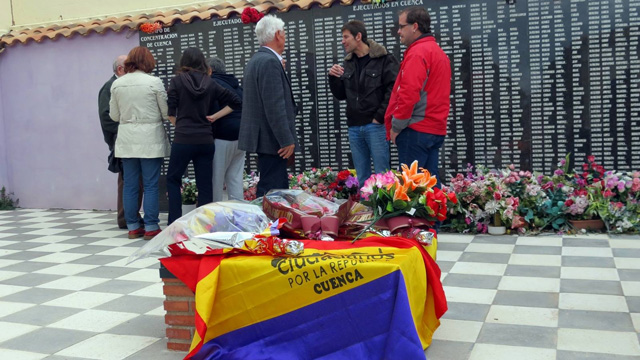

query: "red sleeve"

left=390, top=52, right=428, bottom=121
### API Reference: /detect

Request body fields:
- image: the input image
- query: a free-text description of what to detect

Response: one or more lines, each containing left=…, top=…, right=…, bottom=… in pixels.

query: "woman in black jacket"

left=166, top=47, right=242, bottom=224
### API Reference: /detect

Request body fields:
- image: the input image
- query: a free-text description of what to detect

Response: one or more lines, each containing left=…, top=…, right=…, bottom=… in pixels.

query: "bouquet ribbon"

left=377, top=216, right=435, bottom=233
left=300, top=215, right=340, bottom=238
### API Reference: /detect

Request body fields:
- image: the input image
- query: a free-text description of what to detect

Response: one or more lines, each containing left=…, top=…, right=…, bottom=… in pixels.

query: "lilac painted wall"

left=0, top=31, right=139, bottom=209
left=0, top=73, right=7, bottom=191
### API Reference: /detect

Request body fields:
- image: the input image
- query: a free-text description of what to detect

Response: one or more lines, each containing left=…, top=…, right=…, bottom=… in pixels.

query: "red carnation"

left=241, top=8, right=264, bottom=24
left=337, top=170, right=350, bottom=182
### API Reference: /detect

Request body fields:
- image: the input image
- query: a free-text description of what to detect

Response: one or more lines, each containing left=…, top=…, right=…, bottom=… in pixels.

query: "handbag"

left=107, top=149, right=122, bottom=173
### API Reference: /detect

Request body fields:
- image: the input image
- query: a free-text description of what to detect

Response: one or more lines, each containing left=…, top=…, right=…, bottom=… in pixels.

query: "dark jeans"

left=257, top=153, right=289, bottom=198
left=167, top=143, right=215, bottom=225
left=396, top=128, right=445, bottom=188
left=396, top=128, right=445, bottom=233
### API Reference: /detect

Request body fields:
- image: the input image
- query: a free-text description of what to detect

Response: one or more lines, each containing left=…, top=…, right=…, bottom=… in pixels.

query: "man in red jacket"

left=385, top=6, right=451, bottom=186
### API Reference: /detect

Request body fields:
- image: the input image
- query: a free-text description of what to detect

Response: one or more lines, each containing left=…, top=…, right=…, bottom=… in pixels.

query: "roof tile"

left=0, top=0, right=361, bottom=48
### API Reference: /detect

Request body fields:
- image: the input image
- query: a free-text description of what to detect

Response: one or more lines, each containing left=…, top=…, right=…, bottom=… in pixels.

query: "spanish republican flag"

left=161, top=237, right=447, bottom=360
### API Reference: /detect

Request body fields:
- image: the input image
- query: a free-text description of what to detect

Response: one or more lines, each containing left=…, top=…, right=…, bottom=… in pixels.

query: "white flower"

left=485, top=200, right=500, bottom=214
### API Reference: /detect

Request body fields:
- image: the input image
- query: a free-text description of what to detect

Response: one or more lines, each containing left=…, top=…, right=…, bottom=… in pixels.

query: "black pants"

left=256, top=153, right=289, bottom=198
left=167, top=143, right=215, bottom=225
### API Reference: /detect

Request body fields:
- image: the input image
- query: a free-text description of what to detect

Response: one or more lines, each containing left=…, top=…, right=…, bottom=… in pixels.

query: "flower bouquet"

left=241, top=7, right=264, bottom=24
left=127, top=201, right=280, bottom=263
left=357, top=161, right=457, bottom=242
left=262, top=189, right=353, bottom=240
left=289, top=167, right=338, bottom=201
left=289, top=168, right=360, bottom=201
left=181, top=177, right=197, bottom=205
left=243, top=171, right=260, bottom=201
left=139, top=22, right=162, bottom=34
left=333, top=170, right=360, bottom=200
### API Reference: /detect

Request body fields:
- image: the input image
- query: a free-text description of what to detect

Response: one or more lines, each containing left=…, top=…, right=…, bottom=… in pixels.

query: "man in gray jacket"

left=238, top=15, right=298, bottom=197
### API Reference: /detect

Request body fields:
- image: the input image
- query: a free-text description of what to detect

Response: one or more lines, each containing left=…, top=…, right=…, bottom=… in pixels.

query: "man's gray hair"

left=207, top=57, right=226, bottom=74
left=255, top=15, right=284, bottom=46
left=112, top=55, right=126, bottom=74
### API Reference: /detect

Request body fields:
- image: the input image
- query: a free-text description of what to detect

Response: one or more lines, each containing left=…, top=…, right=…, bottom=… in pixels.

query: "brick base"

left=162, top=277, right=196, bottom=352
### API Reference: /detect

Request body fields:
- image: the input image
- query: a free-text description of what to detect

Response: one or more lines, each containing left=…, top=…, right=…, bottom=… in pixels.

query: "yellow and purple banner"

left=161, top=237, right=447, bottom=360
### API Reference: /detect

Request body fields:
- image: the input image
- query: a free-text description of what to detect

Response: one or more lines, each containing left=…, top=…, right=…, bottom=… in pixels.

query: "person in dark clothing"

left=329, top=20, right=399, bottom=187
left=98, top=54, right=142, bottom=228
left=166, top=48, right=242, bottom=224
left=207, top=57, right=246, bottom=202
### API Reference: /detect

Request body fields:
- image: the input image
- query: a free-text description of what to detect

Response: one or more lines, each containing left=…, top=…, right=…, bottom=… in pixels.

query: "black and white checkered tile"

left=0, top=209, right=179, bottom=360
left=0, top=209, right=639, bottom=359
left=426, top=233, right=640, bottom=359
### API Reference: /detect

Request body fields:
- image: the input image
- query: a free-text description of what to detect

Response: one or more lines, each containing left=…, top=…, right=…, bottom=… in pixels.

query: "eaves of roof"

left=0, top=0, right=354, bottom=50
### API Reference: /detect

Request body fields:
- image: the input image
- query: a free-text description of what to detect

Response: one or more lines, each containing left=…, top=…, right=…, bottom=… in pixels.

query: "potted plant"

left=564, top=155, right=605, bottom=231
left=181, top=177, right=197, bottom=214
left=0, top=187, right=19, bottom=210
left=488, top=212, right=506, bottom=235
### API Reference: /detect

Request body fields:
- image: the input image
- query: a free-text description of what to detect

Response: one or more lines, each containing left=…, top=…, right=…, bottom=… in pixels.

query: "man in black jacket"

left=329, top=20, right=399, bottom=186
left=98, top=55, right=141, bottom=228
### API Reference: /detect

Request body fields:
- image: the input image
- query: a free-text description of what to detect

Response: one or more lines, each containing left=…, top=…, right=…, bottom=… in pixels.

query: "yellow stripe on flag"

left=197, top=246, right=434, bottom=346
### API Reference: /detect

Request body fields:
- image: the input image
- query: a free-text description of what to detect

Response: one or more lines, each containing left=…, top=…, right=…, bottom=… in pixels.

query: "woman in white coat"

left=110, top=46, right=170, bottom=240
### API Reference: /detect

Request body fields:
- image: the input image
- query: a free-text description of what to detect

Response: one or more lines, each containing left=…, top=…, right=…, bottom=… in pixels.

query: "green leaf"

left=386, top=202, right=394, bottom=212
left=525, top=209, right=534, bottom=222
left=393, top=200, right=407, bottom=209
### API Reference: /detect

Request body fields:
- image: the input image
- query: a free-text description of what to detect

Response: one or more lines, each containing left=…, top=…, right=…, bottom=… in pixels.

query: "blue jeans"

left=121, top=158, right=162, bottom=231
left=396, top=128, right=445, bottom=188
left=166, top=143, right=215, bottom=225
left=348, top=123, right=390, bottom=186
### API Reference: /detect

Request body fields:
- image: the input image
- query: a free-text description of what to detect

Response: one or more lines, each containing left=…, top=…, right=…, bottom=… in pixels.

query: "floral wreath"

left=241, top=7, right=264, bottom=24
left=139, top=22, right=163, bottom=34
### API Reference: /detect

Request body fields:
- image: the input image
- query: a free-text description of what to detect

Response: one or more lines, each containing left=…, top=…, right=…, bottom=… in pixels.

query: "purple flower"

left=554, top=169, right=564, bottom=176
left=345, top=176, right=359, bottom=188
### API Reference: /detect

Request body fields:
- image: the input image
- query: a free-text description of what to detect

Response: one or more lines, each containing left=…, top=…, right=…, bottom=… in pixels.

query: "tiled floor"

left=0, top=209, right=639, bottom=359
left=426, top=233, right=640, bottom=360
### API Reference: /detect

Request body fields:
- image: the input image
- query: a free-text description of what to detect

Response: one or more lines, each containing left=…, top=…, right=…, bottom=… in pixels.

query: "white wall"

left=0, top=0, right=13, bottom=34
left=7, top=0, right=226, bottom=28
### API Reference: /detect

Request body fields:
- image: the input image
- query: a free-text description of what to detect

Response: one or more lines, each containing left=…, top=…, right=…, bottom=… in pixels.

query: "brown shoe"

left=144, top=229, right=162, bottom=240
left=128, top=227, right=145, bottom=239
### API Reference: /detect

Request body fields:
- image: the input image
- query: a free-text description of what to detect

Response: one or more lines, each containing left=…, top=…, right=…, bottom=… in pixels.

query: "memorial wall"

left=140, top=0, right=640, bottom=180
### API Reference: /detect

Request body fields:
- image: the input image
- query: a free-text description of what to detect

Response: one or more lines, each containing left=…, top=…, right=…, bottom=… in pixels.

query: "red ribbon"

left=376, top=216, right=435, bottom=233
left=300, top=215, right=340, bottom=238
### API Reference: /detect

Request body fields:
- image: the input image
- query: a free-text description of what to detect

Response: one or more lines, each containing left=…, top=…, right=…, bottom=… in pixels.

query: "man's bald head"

left=112, top=55, right=127, bottom=76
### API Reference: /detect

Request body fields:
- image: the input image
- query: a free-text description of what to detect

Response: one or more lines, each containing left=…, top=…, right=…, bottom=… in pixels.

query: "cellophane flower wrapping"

left=262, top=189, right=352, bottom=239
left=128, top=201, right=272, bottom=263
